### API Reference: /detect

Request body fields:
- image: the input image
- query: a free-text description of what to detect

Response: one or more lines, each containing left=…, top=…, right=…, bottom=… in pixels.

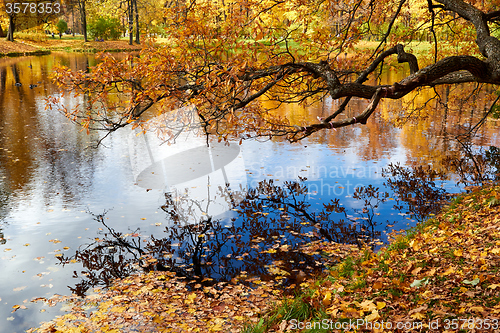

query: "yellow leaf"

left=412, top=267, right=422, bottom=275
left=185, top=292, right=197, bottom=304
left=411, top=312, right=426, bottom=320
left=429, top=247, right=439, bottom=254
left=111, top=306, right=127, bottom=313
left=376, top=302, right=386, bottom=310
left=209, top=318, right=225, bottom=331
left=327, top=306, right=339, bottom=316
left=469, top=306, right=484, bottom=312
left=360, top=300, right=377, bottom=312
left=454, top=249, right=463, bottom=257
left=322, top=292, right=332, bottom=306
left=491, top=248, right=500, bottom=254
left=365, top=310, right=380, bottom=321
left=443, top=267, right=455, bottom=275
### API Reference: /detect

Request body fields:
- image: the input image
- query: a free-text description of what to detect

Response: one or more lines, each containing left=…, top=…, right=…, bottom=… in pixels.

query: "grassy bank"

left=27, top=185, right=500, bottom=332
left=0, top=35, right=142, bottom=56
left=245, top=185, right=500, bottom=332
left=0, top=39, right=48, bottom=56
left=20, top=36, right=142, bottom=53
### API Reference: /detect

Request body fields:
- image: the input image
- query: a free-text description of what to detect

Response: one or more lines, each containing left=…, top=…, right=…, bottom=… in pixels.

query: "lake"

left=0, top=53, right=498, bottom=332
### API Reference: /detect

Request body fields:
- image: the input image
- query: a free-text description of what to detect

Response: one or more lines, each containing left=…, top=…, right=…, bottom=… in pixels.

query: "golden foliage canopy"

left=50, top=0, right=500, bottom=142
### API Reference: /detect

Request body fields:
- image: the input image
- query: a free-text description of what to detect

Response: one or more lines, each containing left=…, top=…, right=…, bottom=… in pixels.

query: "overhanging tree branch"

left=48, top=0, right=500, bottom=144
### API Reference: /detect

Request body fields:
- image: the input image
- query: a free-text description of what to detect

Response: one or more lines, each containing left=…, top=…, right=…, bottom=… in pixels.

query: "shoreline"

left=0, top=38, right=142, bottom=57
left=27, top=183, right=500, bottom=332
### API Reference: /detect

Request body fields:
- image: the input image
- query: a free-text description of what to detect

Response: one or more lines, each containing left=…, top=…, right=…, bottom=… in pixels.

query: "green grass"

left=242, top=294, right=317, bottom=333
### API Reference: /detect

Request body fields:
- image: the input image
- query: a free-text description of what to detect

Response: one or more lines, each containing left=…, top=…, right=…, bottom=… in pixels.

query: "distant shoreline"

left=0, top=38, right=142, bottom=57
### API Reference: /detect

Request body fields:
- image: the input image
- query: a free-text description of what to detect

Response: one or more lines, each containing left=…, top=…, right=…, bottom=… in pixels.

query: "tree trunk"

left=128, top=0, right=133, bottom=45
left=79, top=0, right=88, bottom=42
left=134, top=0, right=139, bottom=44
left=6, top=16, right=14, bottom=42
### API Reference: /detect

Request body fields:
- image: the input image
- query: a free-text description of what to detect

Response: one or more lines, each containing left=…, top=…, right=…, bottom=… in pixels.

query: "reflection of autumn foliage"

left=275, top=186, right=500, bottom=332
left=59, top=179, right=399, bottom=295
left=442, top=142, right=500, bottom=186
left=382, top=145, right=500, bottom=223
left=383, top=163, right=449, bottom=221
left=57, top=212, right=146, bottom=296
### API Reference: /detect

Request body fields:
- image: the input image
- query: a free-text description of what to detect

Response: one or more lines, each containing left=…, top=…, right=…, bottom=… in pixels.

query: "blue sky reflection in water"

left=0, top=53, right=498, bottom=332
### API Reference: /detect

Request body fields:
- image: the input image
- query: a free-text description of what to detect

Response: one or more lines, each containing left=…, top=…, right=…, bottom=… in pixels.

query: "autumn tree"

left=56, top=19, right=68, bottom=35
left=2, top=0, right=63, bottom=41
left=67, top=0, right=89, bottom=41
left=50, top=0, right=500, bottom=143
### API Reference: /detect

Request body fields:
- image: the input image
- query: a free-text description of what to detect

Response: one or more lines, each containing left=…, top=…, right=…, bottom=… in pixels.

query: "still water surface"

left=0, top=53, right=498, bottom=332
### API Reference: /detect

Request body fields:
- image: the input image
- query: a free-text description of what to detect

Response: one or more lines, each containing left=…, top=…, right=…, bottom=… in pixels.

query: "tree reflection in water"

left=383, top=164, right=449, bottom=222
left=59, top=171, right=465, bottom=296
left=58, top=178, right=394, bottom=296
left=58, top=211, right=145, bottom=296
left=442, top=142, right=500, bottom=186
left=383, top=144, right=500, bottom=224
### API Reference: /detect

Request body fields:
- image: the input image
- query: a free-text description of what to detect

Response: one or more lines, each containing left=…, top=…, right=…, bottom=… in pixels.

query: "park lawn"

left=27, top=184, right=500, bottom=332
left=0, top=33, right=142, bottom=54
left=21, top=37, right=142, bottom=52
left=0, top=39, right=39, bottom=54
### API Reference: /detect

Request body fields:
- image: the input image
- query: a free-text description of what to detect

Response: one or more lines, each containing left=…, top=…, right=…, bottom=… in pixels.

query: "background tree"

left=56, top=19, right=68, bottom=37
left=88, top=16, right=122, bottom=40
left=127, top=0, right=134, bottom=44
left=50, top=0, right=500, bottom=143
left=85, top=0, right=143, bottom=43
left=69, top=0, right=89, bottom=42
left=6, top=12, right=15, bottom=42
left=134, top=0, right=139, bottom=43
left=1, top=0, right=67, bottom=41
